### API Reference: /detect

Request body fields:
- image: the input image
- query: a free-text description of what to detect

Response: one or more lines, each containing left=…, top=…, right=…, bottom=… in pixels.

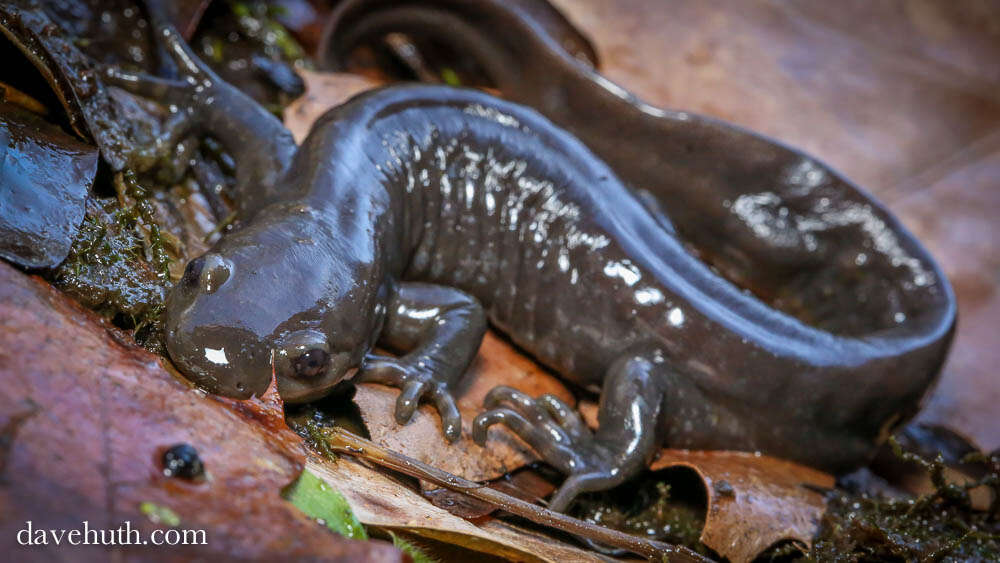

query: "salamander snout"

left=164, top=252, right=272, bottom=399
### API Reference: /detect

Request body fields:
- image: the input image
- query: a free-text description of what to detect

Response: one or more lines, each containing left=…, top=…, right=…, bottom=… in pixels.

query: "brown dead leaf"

left=583, top=399, right=833, bottom=560
left=354, top=332, right=575, bottom=484
left=284, top=69, right=385, bottom=144
left=0, top=262, right=401, bottom=561
left=308, top=456, right=606, bottom=563
left=650, top=450, right=834, bottom=563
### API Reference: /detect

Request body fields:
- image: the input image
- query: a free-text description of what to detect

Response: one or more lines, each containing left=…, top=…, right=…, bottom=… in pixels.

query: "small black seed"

left=162, top=443, right=204, bottom=480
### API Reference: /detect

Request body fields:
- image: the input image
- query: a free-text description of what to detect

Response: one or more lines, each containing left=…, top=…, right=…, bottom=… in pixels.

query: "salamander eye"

left=182, top=256, right=206, bottom=288
left=293, top=349, right=330, bottom=378
left=181, top=253, right=233, bottom=293
left=276, top=329, right=331, bottom=380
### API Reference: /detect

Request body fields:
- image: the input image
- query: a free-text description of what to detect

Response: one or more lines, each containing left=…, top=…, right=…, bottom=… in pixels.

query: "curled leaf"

left=650, top=450, right=834, bottom=563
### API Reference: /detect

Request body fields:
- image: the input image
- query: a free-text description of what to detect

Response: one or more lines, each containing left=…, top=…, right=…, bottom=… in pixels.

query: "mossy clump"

left=569, top=467, right=709, bottom=554
left=51, top=196, right=169, bottom=351
left=811, top=443, right=999, bottom=562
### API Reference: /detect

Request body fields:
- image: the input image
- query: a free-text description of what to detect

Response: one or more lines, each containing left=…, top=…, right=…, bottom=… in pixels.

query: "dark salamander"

left=112, top=9, right=954, bottom=511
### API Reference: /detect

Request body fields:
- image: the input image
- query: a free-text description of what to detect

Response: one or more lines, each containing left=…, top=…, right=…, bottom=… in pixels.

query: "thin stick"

left=325, top=427, right=711, bottom=562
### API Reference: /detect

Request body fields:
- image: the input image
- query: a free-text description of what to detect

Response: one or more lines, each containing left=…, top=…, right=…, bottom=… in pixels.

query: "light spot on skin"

left=397, top=304, right=440, bottom=320
left=557, top=251, right=570, bottom=273
left=622, top=402, right=643, bottom=456
left=463, top=103, right=521, bottom=128
left=594, top=75, right=632, bottom=102
left=204, top=347, right=229, bottom=366
left=603, top=259, right=641, bottom=286
left=637, top=102, right=667, bottom=117
left=634, top=287, right=664, bottom=305
left=465, top=181, right=475, bottom=209
left=668, top=307, right=685, bottom=327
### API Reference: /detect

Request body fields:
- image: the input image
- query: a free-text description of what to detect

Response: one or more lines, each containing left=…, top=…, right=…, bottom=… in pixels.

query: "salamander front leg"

left=473, top=353, right=669, bottom=511
left=359, top=282, right=486, bottom=442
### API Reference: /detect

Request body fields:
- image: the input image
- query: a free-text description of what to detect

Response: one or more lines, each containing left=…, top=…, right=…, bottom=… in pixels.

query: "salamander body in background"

left=112, top=7, right=954, bottom=511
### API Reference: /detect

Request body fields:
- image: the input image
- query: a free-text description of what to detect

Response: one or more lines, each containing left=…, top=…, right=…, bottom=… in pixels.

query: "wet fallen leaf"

left=0, top=262, right=401, bottom=561
left=896, top=146, right=1000, bottom=453
left=284, top=69, right=384, bottom=144
left=579, top=399, right=834, bottom=560
left=354, top=332, right=575, bottom=484
left=650, top=450, right=834, bottom=563
left=0, top=103, right=97, bottom=268
left=0, top=1, right=134, bottom=168
left=308, top=455, right=606, bottom=562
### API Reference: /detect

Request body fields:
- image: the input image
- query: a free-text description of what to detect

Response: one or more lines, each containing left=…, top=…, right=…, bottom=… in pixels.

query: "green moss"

left=440, top=68, right=461, bottom=87
left=286, top=408, right=340, bottom=462
left=570, top=468, right=709, bottom=554
left=51, top=196, right=169, bottom=350
left=811, top=442, right=999, bottom=561
left=388, top=531, right=437, bottom=563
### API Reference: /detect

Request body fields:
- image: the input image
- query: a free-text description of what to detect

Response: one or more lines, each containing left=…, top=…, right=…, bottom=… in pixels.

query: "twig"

left=325, top=427, right=711, bottom=562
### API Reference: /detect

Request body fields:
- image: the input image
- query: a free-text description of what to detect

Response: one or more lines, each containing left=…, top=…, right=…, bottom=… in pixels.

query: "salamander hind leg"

left=100, top=17, right=223, bottom=164
left=473, top=353, right=670, bottom=512
left=100, top=2, right=295, bottom=195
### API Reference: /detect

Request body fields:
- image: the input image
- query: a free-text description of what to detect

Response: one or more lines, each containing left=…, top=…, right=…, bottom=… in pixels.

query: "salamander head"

left=164, top=213, right=375, bottom=403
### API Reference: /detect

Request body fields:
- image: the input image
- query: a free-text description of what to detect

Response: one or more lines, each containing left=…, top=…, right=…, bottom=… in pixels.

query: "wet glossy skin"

left=318, top=0, right=957, bottom=496
left=119, top=8, right=954, bottom=512
left=319, top=0, right=955, bottom=335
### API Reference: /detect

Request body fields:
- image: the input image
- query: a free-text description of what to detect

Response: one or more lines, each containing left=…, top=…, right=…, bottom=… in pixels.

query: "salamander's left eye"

left=293, top=349, right=330, bottom=378
left=182, top=256, right=206, bottom=288
left=180, top=253, right=232, bottom=293
left=275, top=329, right=331, bottom=380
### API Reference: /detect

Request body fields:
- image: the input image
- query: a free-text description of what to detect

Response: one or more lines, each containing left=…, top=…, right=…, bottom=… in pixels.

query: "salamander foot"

left=472, top=385, right=627, bottom=511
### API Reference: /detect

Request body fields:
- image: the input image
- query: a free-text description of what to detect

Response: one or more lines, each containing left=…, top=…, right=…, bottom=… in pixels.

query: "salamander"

left=319, top=0, right=958, bottom=332
left=111, top=7, right=954, bottom=511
